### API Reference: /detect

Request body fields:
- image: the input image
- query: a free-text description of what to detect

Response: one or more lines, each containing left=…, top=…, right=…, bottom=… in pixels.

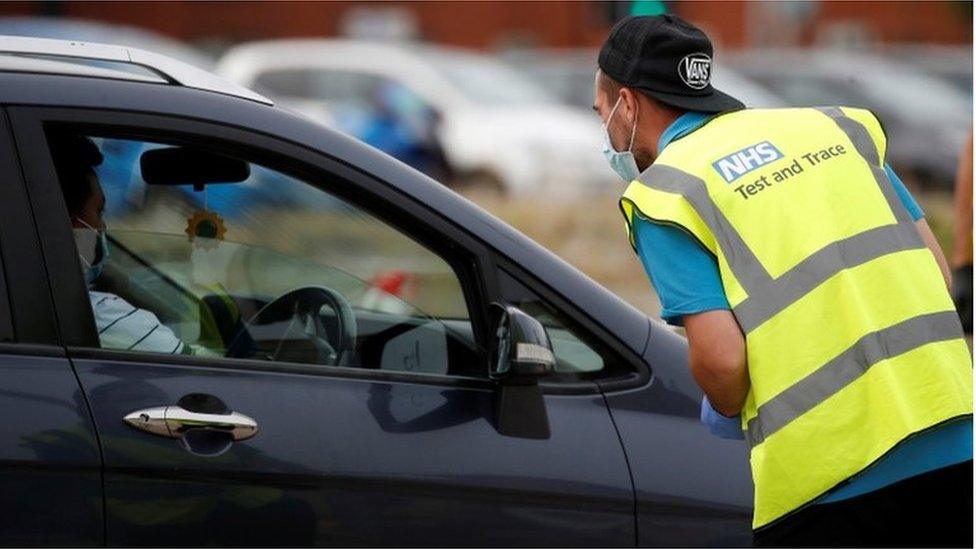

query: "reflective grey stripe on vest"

left=814, top=107, right=914, bottom=226
left=745, top=311, right=963, bottom=448
left=637, top=108, right=925, bottom=334
left=637, top=164, right=773, bottom=298
left=732, top=222, right=925, bottom=333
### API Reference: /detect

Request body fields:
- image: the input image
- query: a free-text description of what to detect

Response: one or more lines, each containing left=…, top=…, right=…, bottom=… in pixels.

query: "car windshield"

left=422, top=49, right=551, bottom=106
left=939, top=72, right=973, bottom=96
left=860, top=71, right=971, bottom=123
left=749, top=72, right=862, bottom=108
left=748, top=59, right=971, bottom=124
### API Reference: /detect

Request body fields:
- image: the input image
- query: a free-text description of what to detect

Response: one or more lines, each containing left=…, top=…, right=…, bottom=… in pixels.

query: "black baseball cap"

left=598, top=14, right=744, bottom=113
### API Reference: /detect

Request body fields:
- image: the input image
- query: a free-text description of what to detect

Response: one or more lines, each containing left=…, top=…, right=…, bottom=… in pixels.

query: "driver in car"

left=52, top=133, right=189, bottom=355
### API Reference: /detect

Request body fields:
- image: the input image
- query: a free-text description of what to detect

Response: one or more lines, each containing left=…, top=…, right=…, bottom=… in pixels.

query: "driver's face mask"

left=73, top=217, right=109, bottom=286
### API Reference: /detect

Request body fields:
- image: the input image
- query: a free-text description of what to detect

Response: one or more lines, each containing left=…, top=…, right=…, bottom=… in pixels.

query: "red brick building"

left=0, top=1, right=970, bottom=51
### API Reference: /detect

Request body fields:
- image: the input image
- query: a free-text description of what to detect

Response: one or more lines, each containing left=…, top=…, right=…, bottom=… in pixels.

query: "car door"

left=0, top=109, right=103, bottom=545
left=10, top=105, right=636, bottom=547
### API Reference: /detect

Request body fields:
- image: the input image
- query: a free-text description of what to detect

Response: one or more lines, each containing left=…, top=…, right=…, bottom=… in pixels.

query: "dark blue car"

left=0, top=35, right=752, bottom=546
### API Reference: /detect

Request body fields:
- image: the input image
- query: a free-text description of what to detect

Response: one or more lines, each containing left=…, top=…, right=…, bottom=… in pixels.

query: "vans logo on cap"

left=678, top=53, right=711, bottom=90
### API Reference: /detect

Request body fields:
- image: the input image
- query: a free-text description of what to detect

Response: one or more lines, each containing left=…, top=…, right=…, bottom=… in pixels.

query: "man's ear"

left=618, top=87, right=640, bottom=124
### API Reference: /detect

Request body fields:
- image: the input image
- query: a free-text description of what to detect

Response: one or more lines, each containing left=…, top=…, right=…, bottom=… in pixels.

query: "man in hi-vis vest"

left=595, top=14, right=973, bottom=546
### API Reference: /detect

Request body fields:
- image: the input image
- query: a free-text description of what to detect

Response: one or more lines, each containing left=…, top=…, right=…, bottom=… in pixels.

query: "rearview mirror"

left=140, top=146, right=250, bottom=189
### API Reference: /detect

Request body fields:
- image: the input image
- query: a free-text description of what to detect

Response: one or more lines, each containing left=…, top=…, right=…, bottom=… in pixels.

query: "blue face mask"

left=602, top=97, right=641, bottom=182
left=73, top=218, right=110, bottom=285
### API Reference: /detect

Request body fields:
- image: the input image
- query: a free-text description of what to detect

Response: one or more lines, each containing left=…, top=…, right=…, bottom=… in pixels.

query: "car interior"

left=49, top=130, right=486, bottom=378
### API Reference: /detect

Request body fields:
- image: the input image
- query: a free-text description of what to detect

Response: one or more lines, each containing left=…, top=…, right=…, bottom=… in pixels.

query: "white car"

left=505, top=48, right=786, bottom=111
left=217, top=39, right=620, bottom=196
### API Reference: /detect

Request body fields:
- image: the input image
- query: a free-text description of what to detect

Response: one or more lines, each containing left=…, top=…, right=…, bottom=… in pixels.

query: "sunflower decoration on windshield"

left=185, top=210, right=227, bottom=250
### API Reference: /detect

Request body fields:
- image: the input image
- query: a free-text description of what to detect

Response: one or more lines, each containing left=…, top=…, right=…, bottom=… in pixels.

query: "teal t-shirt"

left=642, top=111, right=973, bottom=505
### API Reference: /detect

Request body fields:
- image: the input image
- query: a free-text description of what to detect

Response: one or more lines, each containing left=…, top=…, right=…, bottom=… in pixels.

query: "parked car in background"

left=0, top=16, right=215, bottom=69
left=504, top=48, right=786, bottom=111
left=217, top=39, right=620, bottom=195
left=731, top=49, right=971, bottom=188
left=0, top=34, right=752, bottom=546
left=888, top=44, right=973, bottom=98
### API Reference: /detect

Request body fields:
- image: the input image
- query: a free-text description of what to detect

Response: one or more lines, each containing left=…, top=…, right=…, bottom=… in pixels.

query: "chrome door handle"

left=124, top=405, right=258, bottom=441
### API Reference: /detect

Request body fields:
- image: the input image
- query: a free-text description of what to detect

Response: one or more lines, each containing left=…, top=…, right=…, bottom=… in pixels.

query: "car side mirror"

left=489, top=303, right=556, bottom=382
left=488, top=303, right=554, bottom=439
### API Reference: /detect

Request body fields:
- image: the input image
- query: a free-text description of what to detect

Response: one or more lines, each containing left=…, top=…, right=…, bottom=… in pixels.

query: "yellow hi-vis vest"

left=620, top=107, right=973, bottom=530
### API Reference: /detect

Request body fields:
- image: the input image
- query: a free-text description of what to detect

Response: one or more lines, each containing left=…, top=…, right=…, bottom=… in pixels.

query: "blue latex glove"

left=700, top=396, right=745, bottom=440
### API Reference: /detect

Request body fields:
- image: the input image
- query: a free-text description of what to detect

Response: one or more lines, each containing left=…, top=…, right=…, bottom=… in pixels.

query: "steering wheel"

left=226, top=286, right=357, bottom=366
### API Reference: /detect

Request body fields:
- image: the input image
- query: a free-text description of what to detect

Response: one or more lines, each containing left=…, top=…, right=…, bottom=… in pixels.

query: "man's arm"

left=683, top=310, right=749, bottom=417
left=916, top=218, right=952, bottom=290
left=631, top=216, right=749, bottom=421
left=90, top=291, right=187, bottom=355
left=953, top=129, right=973, bottom=270
left=884, top=163, right=951, bottom=289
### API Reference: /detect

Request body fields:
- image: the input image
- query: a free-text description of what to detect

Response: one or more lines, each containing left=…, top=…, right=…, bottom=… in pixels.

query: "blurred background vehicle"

left=730, top=48, right=972, bottom=188
left=888, top=44, right=973, bottom=96
left=218, top=39, right=620, bottom=196
left=504, top=47, right=787, bottom=111
left=0, top=15, right=215, bottom=68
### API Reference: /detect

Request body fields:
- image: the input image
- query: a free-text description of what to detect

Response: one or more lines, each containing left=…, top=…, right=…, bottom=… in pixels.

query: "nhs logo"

left=712, top=141, right=783, bottom=183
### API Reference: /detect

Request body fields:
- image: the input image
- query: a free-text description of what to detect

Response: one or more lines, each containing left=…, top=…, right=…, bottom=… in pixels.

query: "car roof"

left=217, top=38, right=468, bottom=108
left=730, top=48, right=924, bottom=78
left=221, top=38, right=487, bottom=64
left=0, top=69, right=652, bottom=356
left=0, top=52, right=168, bottom=83
left=217, top=38, right=514, bottom=87
left=0, top=35, right=271, bottom=105
left=219, top=39, right=434, bottom=75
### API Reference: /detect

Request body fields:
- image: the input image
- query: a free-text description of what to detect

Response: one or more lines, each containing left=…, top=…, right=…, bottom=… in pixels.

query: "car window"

left=750, top=74, right=861, bottom=108
left=252, top=68, right=314, bottom=98
left=421, top=50, right=550, bottom=106
left=255, top=69, right=416, bottom=110
left=255, top=68, right=371, bottom=104
left=497, top=268, right=628, bottom=380
left=47, top=131, right=483, bottom=378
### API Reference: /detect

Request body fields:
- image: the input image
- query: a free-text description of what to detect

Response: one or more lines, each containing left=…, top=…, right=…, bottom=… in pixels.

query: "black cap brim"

left=639, top=85, right=745, bottom=113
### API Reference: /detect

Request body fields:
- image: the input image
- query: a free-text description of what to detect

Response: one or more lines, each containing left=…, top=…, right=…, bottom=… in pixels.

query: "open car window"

left=49, top=133, right=483, bottom=378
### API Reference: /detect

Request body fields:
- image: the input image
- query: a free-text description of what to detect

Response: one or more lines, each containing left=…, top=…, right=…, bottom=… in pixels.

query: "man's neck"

left=637, top=107, right=685, bottom=165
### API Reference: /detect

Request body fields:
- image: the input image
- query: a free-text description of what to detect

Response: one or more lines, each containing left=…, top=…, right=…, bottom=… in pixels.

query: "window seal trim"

left=0, top=342, right=66, bottom=357
left=66, top=345, right=495, bottom=390
left=63, top=345, right=605, bottom=396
